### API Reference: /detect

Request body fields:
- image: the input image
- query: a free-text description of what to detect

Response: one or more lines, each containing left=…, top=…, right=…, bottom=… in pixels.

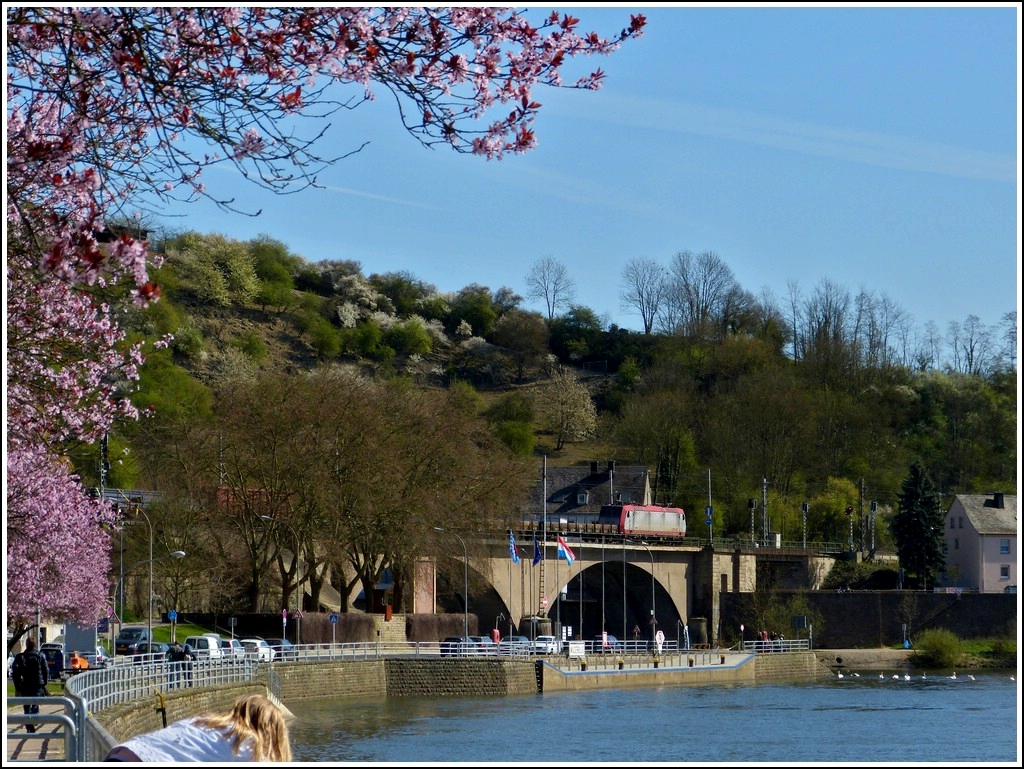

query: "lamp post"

left=638, top=540, right=655, bottom=644
left=434, top=527, right=468, bottom=638
left=261, top=516, right=302, bottom=644
left=118, top=543, right=186, bottom=655
left=135, top=508, right=155, bottom=649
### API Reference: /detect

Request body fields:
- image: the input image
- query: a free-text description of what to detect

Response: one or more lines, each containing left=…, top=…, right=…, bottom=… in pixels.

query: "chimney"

left=607, top=460, right=615, bottom=474
left=590, top=461, right=598, bottom=475
left=992, top=492, right=1004, bottom=509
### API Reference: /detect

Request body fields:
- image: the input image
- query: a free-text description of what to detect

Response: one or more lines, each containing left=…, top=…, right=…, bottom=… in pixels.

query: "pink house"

left=941, top=492, right=1017, bottom=593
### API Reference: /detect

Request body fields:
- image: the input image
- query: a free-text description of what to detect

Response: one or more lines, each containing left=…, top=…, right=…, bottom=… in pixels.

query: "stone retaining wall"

left=97, top=684, right=267, bottom=746
left=754, top=651, right=823, bottom=681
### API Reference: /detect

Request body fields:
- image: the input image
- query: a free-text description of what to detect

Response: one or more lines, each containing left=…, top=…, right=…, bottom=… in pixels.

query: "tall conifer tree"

left=891, top=461, right=945, bottom=589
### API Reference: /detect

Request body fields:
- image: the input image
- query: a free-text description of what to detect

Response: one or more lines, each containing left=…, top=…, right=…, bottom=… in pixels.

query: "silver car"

left=221, top=638, right=246, bottom=661
left=497, top=635, right=533, bottom=656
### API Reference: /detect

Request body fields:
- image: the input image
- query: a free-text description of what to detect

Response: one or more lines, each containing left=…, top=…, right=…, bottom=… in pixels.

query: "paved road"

left=5, top=701, right=66, bottom=762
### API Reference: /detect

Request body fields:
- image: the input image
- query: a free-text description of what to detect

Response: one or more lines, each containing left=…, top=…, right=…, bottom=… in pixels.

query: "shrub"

left=493, top=420, right=535, bottom=456
left=232, top=331, right=267, bottom=363
left=912, top=628, right=963, bottom=668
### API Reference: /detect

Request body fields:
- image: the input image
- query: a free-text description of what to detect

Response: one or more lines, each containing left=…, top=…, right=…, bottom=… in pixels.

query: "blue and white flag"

left=532, top=534, right=541, bottom=566
left=509, top=532, right=521, bottom=564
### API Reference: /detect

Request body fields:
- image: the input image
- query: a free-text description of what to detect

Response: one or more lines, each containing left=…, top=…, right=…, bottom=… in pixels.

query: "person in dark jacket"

left=11, top=638, right=49, bottom=733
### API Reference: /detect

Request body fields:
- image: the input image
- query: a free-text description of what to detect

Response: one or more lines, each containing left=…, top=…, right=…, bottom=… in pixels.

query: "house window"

left=950, top=517, right=955, bottom=529
left=942, top=541, right=948, bottom=554
left=958, top=517, right=963, bottom=528
left=576, top=491, right=588, bottom=505
left=1000, top=565, right=1010, bottom=579
left=953, top=538, right=958, bottom=551
left=1000, top=539, right=1010, bottom=554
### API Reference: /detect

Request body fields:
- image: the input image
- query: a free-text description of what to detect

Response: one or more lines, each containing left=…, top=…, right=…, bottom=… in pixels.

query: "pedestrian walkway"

left=5, top=701, right=66, bottom=762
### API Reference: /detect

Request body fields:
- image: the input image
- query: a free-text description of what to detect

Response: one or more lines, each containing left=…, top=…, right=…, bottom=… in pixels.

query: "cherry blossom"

left=5, top=7, right=644, bottom=637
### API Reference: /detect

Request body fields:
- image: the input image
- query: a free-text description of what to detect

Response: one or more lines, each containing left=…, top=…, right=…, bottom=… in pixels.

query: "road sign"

left=167, top=609, right=177, bottom=622
left=329, top=613, right=339, bottom=624
left=705, top=505, right=713, bottom=526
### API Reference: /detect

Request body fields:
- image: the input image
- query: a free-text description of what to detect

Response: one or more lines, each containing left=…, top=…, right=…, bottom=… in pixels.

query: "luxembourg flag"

left=556, top=535, right=576, bottom=567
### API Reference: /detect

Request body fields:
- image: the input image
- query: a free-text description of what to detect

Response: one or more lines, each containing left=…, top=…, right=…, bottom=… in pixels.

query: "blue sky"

left=157, top=4, right=1020, bottom=338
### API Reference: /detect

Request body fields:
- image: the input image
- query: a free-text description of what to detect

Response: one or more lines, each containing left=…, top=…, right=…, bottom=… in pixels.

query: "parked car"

left=115, top=627, right=151, bottom=656
left=496, top=636, right=533, bottom=656
left=241, top=638, right=275, bottom=662
left=469, top=635, right=498, bottom=655
left=40, top=646, right=66, bottom=680
left=132, top=642, right=171, bottom=663
left=263, top=638, right=297, bottom=660
left=533, top=635, right=562, bottom=654
left=440, top=636, right=479, bottom=657
left=82, top=646, right=111, bottom=669
left=221, top=638, right=246, bottom=661
left=183, top=634, right=224, bottom=660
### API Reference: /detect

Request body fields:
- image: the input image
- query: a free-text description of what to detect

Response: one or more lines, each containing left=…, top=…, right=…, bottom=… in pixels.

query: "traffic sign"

left=705, top=506, right=713, bottom=526
left=329, top=613, right=339, bottom=624
left=167, top=609, right=177, bottom=622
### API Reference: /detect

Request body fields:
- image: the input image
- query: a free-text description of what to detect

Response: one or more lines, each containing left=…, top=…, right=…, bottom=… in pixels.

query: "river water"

left=287, top=669, right=1020, bottom=764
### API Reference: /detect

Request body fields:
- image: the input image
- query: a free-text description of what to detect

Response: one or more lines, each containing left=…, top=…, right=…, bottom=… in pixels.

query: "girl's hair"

left=195, top=694, right=292, bottom=762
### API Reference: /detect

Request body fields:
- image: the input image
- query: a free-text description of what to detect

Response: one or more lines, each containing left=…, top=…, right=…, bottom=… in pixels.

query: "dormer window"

left=615, top=491, right=632, bottom=503
left=577, top=491, right=589, bottom=505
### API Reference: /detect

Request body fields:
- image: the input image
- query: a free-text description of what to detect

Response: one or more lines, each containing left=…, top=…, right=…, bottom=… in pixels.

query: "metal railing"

left=7, top=695, right=83, bottom=761
left=742, top=638, right=810, bottom=654
left=65, top=657, right=257, bottom=715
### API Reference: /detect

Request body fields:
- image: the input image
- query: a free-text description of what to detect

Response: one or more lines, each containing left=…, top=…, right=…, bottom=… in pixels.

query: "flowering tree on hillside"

left=5, top=7, right=645, bottom=643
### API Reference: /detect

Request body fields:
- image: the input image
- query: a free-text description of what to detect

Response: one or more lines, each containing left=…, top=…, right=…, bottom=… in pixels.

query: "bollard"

left=688, top=655, right=694, bottom=668
left=720, top=653, right=726, bottom=665
left=653, top=657, right=659, bottom=669
left=618, top=658, right=624, bottom=670
left=580, top=657, right=587, bottom=672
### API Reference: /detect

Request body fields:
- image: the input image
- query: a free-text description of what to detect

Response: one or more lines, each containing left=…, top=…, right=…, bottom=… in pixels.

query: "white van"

left=183, top=634, right=224, bottom=660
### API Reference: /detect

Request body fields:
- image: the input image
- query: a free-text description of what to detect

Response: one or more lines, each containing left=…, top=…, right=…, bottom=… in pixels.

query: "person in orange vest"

left=69, top=651, right=89, bottom=672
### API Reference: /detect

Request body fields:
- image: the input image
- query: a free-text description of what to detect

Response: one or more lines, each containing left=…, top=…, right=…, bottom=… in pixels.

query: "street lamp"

left=135, top=508, right=155, bottom=649
left=637, top=540, right=656, bottom=643
left=114, top=550, right=186, bottom=656
left=434, top=527, right=469, bottom=638
left=261, top=516, right=302, bottom=644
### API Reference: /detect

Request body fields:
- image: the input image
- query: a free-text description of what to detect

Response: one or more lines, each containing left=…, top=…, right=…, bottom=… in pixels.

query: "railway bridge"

left=427, top=526, right=841, bottom=647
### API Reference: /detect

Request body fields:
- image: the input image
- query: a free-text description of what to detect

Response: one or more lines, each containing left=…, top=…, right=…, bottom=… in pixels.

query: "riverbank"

left=814, top=648, right=914, bottom=671
left=815, top=646, right=1019, bottom=672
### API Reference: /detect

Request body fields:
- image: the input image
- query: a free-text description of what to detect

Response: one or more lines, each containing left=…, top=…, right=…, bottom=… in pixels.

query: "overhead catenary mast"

left=540, top=455, right=547, bottom=616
